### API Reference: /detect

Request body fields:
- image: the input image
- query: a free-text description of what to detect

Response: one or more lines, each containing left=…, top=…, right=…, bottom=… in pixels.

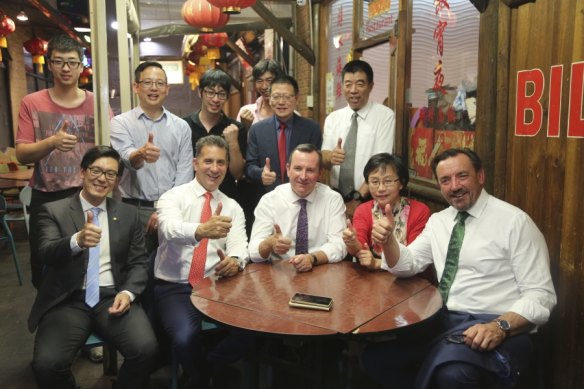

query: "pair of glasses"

left=270, top=94, right=295, bottom=102
left=87, top=166, right=119, bottom=181
left=50, top=59, right=82, bottom=69
left=203, top=89, right=228, bottom=100
left=369, top=178, right=400, bottom=188
left=137, top=80, right=167, bottom=88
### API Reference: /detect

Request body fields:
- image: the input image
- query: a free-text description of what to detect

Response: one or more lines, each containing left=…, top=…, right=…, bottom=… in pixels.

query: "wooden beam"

left=225, top=39, right=256, bottom=68
left=140, top=19, right=292, bottom=39
left=251, top=1, right=315, bottom=65
left=27, top=0, right=88, bottom=48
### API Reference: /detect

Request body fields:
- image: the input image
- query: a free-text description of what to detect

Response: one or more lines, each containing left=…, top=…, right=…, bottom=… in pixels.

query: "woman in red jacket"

left=343, top=153, right=431, bottom=270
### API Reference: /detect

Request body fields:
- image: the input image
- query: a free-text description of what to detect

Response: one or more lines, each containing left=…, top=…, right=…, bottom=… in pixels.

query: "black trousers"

left=32, top=288, right=158, bottom=389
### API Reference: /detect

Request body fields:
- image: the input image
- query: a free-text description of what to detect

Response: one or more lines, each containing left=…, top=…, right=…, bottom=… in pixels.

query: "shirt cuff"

left=70, top=233, right=84, bottom=254
left=119, top=290, right=136, bottom=302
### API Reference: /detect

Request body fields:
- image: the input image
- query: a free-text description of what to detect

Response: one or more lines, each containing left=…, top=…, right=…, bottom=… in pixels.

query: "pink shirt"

left=16, top=89, right=97, bottom=192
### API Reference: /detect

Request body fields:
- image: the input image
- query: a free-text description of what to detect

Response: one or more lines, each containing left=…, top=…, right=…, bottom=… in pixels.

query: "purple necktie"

left=295, top=199, right=308, bottom=255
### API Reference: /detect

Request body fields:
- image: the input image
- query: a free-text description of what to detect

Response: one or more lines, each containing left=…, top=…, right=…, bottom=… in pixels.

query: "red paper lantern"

left=0, top=13, right=16, bottom=62
left=23, top=37, right=49, bottom=74
left=182, top=0, right=229, bottom=32
left=200, top=32, right=229, bottom=47
left=80, top=67, right=92, bottom=85
left=207, top=0, right=256, bottom=14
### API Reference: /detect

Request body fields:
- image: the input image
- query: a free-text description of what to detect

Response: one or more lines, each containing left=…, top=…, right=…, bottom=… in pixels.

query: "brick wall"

left=294, top=4, right=313, bottom=120
left=7, top=28, right=33, bottom=140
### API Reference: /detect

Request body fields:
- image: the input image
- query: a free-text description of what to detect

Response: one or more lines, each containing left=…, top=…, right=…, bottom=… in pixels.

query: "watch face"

left=498, top=319, right=511, bottom=331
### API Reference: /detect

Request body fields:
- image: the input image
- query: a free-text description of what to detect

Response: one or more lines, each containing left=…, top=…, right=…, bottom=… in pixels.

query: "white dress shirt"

left=154, top=179, right=248, bottom=283
left=322, top=101, right=395, bottom=190
left=110, top=106, right=194, bottom=201
left=384, top=189, right=557, bottom=326
left=249, top=183, right=347, bottom=262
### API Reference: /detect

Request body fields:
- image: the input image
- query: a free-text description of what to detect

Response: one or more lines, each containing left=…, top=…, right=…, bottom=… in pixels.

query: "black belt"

left=122, top=198, right=155, bottom=208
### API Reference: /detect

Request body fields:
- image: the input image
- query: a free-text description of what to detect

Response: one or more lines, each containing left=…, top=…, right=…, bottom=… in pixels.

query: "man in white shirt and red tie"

left=249, top=143, right=347, bottom=269
left=153, top=135, right=249, bottom=388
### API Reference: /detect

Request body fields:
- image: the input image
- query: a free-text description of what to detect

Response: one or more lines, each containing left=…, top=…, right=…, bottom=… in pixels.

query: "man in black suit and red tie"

left=28, top=146, right=157, bottom=389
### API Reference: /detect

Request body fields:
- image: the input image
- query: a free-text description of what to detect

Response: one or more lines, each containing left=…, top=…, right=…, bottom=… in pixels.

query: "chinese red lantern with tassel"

left=24, top=37, right=48, bottom=74
left=207, top=0, right=256, bottom=14
left=0, top=13, right=16, bottom=62
left=182, top=0, right=229, bottom=32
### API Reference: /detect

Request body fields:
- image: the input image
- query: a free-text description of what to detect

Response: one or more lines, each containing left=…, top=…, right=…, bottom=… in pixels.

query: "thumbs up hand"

left=330, top=137, right=345, bottom=166
left=140, top=132, right=161, bottom=163
left=52, top=120, right=78, bottom=152
left=342, top=218, right=358, bottom=246
left=372, top=203, right=395, bottom=245
left=271, top=224, right=292, bottom=255
left=194, top=201, right=233, bottom=240
left=261, top=157, right=277, bottom=186
left=357, top=242, right=376, bottom=268
left=77, top=210, right=102, bottom=249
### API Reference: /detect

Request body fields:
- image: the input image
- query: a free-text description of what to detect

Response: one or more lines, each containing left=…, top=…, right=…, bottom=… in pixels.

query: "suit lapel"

left=106, top=198, right=119, bottom=255
left=69, top=192, right=86, bottom=231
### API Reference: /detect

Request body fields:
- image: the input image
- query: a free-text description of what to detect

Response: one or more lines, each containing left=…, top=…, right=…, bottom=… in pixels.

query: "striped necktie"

left=85, top=207, right=101, bottom=307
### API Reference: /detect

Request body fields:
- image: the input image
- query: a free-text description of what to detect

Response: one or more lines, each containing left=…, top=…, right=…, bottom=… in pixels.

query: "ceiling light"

left=75, top=27, right=91, bottom=32
left=16, top=10, right=29, bottom=22
left=143, top=37, right=152, bottom=42
left=84, top=35, right=91, bottom=43
left=111, top=21, right=118, bottom=30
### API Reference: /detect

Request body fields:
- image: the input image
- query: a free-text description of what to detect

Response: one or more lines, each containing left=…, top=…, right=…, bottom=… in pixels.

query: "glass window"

left=326, top=0, right=354, bottom=113
left=408, top=0, right=479, bottom=183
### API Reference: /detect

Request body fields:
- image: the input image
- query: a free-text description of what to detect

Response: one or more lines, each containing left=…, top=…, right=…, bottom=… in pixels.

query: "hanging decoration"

left=181, top=0, right=229, bottom=32
left=207, top=0, right=256, bottom=14
left=0, top=13, right=16, bottom=62
left=23, top=37, right=48, bottom=74
left=80, top=66, right=92, bottom=85
left=200, top=32, right=229, bottom=47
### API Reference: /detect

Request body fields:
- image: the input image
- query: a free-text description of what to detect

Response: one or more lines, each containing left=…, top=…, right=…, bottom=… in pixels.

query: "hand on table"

left=214, top=249, right=240, bottom=278
left=289, top=254, right=313, bottom=272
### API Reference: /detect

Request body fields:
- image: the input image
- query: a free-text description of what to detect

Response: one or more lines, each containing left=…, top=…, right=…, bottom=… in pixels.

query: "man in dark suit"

left=245, top=75, right=322, bottom=194
left=28, top=146, right=158, bottom=389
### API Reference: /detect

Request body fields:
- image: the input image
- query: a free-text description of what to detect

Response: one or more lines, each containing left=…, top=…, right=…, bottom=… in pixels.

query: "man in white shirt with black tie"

left=249, top=143, right=347, bottom=270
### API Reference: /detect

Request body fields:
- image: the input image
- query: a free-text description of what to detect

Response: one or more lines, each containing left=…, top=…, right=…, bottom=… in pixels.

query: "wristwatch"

left=346, top=190, right=365, bottom=202
left=494, top=319, right=511, bottom=337
left=309, top=254, right=317, bottom=266
left=230, top=256, right=246, bottom=272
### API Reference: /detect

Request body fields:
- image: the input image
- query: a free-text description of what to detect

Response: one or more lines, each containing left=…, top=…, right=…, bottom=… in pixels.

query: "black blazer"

left=28, top=192, right=148, bottom=332
left=245, top=114, right=322, bottom=193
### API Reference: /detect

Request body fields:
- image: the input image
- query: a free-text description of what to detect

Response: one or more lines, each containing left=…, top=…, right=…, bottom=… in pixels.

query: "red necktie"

left=188, top=192, right=212, bottom=287
left=278, top=121, right=287, bottom=183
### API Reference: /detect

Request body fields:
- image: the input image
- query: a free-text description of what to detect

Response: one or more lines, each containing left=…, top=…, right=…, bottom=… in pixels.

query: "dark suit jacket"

left=245, top=114, right=322, bottom=193
left=28, top=192, right=148, bottom=332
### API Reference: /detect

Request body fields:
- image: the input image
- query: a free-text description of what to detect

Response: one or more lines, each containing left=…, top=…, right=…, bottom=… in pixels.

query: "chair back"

left=19, top=186, right=32, bottom=234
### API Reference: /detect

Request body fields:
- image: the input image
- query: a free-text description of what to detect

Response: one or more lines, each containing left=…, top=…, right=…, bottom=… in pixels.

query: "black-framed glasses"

left=87, top=166, right=119, bottom=181
left=369, top=178, right=400, bottom=188
left=50, top=59, right=82, bottom=69
left=203, top=89, right=228, bottom=100
left=137, top=79, right=167, bottom=88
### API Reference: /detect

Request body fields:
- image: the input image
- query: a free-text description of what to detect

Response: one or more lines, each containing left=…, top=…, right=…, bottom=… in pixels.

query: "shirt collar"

left=192, top=178, right=220, bottom=199
left=273, top=114, right=294, bottom=129
left=447, top=188, right=489, bottom=221
left=350, top=100, right=373, bottom=119
left=288, top=183, right=318, bottom=204
left=79, top=192, right=107, bottom=213
left=135, top=105, right=168, bottom=122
